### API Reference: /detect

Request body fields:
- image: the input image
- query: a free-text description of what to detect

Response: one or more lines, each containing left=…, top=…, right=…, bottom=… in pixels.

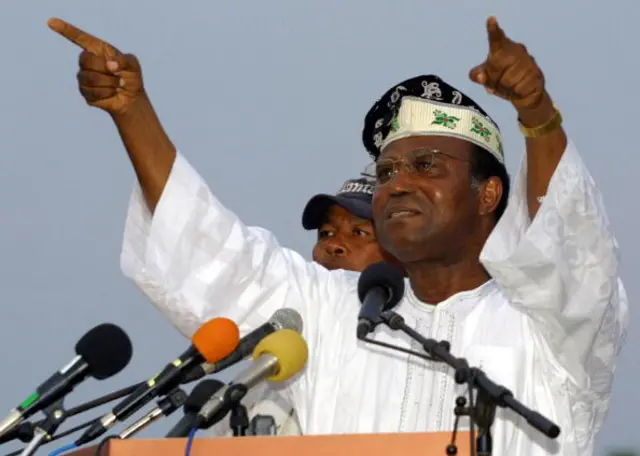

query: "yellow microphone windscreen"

left=252, top=329, right=308, bottom=382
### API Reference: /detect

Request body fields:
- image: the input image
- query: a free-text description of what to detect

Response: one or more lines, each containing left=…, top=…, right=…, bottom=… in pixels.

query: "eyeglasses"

left=362, top=148, right=470, bottom=185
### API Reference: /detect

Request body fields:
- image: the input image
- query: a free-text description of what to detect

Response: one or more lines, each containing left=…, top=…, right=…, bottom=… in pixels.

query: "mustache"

left=380, top=196, right=425, bottom=220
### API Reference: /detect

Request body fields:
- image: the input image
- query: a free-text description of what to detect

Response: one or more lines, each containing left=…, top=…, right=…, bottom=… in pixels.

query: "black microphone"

left=356, top=262, right=405, bottom=339
left=0, top=324, right=133, bottom=438
left=181, top=308, right=303, bottom=383
left=75, top=317, right=240, bottom=445
left=165, top=379, right=225, bottom=438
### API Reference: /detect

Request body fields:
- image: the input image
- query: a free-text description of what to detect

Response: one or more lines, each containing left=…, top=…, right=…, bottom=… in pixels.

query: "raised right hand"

left=48, top=18, right=145, bottom=115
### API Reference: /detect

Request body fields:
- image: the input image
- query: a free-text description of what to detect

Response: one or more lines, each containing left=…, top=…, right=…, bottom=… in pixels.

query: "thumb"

left=469, top=63, right=488, bottom=85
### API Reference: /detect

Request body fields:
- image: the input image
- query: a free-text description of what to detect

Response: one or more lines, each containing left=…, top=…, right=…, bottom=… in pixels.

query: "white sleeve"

left=119, top=152, right=351, bottom=341
left=480, top=140, right=628, bottom=401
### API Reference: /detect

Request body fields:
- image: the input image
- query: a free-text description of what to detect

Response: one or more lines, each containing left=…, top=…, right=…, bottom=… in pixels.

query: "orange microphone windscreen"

left=191, top=317, right=240, bottom=363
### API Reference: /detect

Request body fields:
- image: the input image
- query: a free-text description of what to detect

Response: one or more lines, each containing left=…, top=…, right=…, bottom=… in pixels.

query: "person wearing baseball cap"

left=301, top=175, right=386, bottom=272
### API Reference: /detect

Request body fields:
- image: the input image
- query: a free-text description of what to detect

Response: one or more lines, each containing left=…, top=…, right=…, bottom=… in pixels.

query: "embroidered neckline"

left=403, top=279, right=498, bottom=313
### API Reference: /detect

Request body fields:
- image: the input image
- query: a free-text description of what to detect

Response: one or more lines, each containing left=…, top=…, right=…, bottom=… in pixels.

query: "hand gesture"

left=469, top=17, right=545, bottom=111
left=48, top=18, right=145, bottom=115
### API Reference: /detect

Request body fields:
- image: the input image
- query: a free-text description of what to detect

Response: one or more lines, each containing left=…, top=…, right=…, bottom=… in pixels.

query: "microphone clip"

left=199, top=383, right=250, bottom=431
left=359, top=311, right=449, bottom=364
left=356, top=314, right=384, bottom=340
left=229, top=402, right=249, bottom=437
left=157, top=389, right=188, bottom=417
left=225, top=384, right=251, bottom=437
left=19, top=397, right=69, bottom=456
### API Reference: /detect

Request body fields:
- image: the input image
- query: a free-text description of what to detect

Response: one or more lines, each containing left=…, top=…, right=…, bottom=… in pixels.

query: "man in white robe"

left=49, top=15, right=628, bottom=456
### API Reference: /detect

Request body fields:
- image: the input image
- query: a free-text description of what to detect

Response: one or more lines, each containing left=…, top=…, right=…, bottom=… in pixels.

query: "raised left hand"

left=469, top=17, right=546, bottom=113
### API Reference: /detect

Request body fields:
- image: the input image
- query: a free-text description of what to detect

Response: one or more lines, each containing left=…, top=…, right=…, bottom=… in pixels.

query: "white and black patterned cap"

left=302, top=177, right=375, bottom=230
left=362, top=75, right=504, bottom=164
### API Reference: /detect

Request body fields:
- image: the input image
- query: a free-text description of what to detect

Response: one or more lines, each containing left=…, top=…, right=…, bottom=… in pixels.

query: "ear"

left=478, top=176, right=503, bottom=216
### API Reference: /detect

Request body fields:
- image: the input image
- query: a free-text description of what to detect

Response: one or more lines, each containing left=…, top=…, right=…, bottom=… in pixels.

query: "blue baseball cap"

left=302, top=177, right=375, bottom=230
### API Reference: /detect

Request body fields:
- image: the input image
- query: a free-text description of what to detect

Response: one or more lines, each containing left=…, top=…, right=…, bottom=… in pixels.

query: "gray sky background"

left=0, top=0, right=636, bottom=454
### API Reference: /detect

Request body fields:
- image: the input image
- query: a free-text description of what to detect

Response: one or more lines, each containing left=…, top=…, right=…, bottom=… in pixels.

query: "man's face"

left=372, top=135, right=492, bottom=263
left=312, top=205, right=386, bottom=272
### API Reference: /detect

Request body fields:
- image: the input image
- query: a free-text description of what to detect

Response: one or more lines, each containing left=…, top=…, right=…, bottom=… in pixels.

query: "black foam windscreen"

left=357, top=262, right=405, bottom=310
left=75, top=323, right=133, bottom=380
left=184, top=379, right=225, bottom=413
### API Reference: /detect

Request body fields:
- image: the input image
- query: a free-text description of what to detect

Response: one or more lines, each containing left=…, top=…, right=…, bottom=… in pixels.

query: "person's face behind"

left=372, top=135, right=502, bottom=264
left=312, top=205, right=386, bottom=272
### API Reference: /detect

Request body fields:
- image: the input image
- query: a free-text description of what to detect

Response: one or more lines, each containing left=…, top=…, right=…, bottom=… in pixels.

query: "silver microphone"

left=118, top=388, right=187, bottom=439
left=198, top=356, right=280, bottom=423
left=196, top=329, right=308, bottom=430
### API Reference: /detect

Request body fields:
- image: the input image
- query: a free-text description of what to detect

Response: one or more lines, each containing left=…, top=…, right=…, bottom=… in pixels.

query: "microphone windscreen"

left=75, top=323, right=133, bottom=380
left=184, top=379, right=225, bottom=413
left=252, top=329, right=308, bottom=382
left=270, top=308, right=303, bottom=333
left=357, top=262, right=405, bottom=309
left=192, top=318, right=240, bottom=363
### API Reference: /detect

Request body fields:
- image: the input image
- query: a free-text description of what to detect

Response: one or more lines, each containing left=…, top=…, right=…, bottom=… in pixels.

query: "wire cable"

left=47, top=442, right=77, bottom=456
left=185, top=428, right=197, bottom=456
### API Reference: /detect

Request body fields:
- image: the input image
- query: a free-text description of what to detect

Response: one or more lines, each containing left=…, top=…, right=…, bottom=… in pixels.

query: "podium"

left=68, top=432, right=470, bottom=456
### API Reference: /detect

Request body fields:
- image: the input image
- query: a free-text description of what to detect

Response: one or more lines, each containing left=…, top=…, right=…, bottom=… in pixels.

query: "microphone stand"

left=18, top=397, right=68, bottom=456
left=377, top=310, right=560, bottom=456
left=471, top=388, right=496, bottom=456
left=448, top=379, right=496, bottom=456
left=225, top=384, right=249, bottom=436
left=229, top=403, right=249, bottom=437
left=3, top=384, right=143, bottom=456
left=1, top=383, right=141, bottom=448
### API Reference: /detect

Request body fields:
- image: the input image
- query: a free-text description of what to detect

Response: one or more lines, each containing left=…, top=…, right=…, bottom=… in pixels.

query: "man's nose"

left=325, top=240, right=347, bottom=257
left=387, top=170, right=417, bottom=197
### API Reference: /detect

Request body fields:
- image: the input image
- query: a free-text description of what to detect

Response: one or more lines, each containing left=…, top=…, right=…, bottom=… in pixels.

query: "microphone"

left=0, top=324, right=132, bottom=438
left=0, top=383, right=142, bottom=446
left=165, top=379, right=225, bottom=438
left=181, top=308, right=303, bottom=383
left=0, top=422, right=33, bottom=445
left=356, top=262, right=405, bottom=339
left=117, top=388, right=188, bottom=439
left=190, top=329, right=308, bottom=433
left=75, top=317, right=240, bottom=445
